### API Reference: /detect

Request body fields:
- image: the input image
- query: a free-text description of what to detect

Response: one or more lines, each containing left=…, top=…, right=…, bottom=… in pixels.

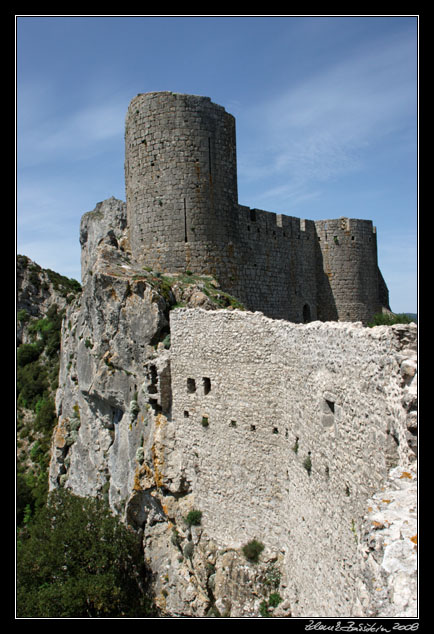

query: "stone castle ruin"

left=48, top=92, right=416, bottom=618
left=125, top=91, right=390, bottom=324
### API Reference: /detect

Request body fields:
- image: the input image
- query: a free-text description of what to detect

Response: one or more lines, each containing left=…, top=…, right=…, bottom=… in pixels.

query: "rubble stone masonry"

left=169, top=309, right=417, bottom=616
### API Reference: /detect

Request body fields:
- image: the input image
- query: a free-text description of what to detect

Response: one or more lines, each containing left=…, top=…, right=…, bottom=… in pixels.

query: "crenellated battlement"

left=125, top=92, right=389, bottom=323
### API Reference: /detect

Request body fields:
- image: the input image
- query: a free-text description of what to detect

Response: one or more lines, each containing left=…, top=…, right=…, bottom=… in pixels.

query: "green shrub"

left=185, top=509, right=202, bottom=527
left=265, top=563, right=281, bottom=589
left=259, top=600, right=269, bottom=617
left=242, top=539, right=264, bottom=563
left=17, top=342, right=42, bottom=367
left=34, top=398, right=56, bottom=432
left=367, top=312, right=413, bottom=327
left=259, top=592, right=283, bottom=617
left=268, top=592, right=283, bottom=608
left=303, top=455, right=312, bottom=476
left=17, top=361, right=48, bottom=410
left=16, top=489, right=153, bottom=617
left=17, top=309, right=30, bottom=323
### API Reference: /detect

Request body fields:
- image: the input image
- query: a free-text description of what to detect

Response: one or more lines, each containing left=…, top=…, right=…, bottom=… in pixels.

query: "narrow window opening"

left=326, top=399, right=335, bottom=414
left=250, top=424, right=256, bottom=432
left=272, top=427, right=279, bottom=434
left=303, top=303, right=311, bottom=323
left=201, top=416, right=209, bottom=427
left=148, top=365, right=158, bottom=394
left=250, top=209, right=257, bottom=222
left=203, top=377, right=211, bottom=395
left=208, top=137, right=212, bottom=177
left=187, top=378, right=196, bottom=393
left=184, top=411, right=189, bottom=418
left=184, top=199, right=188, bottom=242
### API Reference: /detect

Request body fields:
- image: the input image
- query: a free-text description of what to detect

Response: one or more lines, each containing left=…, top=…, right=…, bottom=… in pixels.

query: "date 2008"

left=305, top=622, right=419, bottom=633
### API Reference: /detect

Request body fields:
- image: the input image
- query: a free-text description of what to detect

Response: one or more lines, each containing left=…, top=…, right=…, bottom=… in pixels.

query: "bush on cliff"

left=16, top=489, right=154, bottom=618
left=242, top=539, right=265, bottom=563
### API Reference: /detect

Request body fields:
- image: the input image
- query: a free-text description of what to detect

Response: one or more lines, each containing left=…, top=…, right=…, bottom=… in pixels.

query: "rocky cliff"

left=17, top=255, right=82, bottom=525
left=46, top=197, right=417, bottom=618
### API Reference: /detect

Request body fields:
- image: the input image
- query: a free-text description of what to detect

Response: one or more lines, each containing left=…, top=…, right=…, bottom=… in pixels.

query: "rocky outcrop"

left=357, top=461, right=417, bottom=617
left=17, top=254, right=81, bottom=345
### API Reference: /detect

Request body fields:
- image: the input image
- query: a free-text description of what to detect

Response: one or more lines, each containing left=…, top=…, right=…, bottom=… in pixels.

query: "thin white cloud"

left=18, top=93, right=125, bottom=168
left=239, top=28, right=416, bottom=209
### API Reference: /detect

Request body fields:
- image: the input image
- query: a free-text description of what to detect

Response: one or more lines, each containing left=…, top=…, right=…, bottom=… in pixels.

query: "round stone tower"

left=125, top=92, right=239, bottom=273
left=314, top=217, right=384, bottom=323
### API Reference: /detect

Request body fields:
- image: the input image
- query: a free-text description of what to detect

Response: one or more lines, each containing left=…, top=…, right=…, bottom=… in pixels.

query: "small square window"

left=187, top=378, right=196, bottom=393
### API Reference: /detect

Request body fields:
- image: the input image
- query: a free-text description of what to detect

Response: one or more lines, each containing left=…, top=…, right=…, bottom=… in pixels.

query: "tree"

left=17, top=489, right=154, bottom=618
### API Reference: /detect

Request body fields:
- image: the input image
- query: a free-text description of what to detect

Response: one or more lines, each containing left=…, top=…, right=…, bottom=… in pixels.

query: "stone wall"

left=169, top=309, right=417, bottom=616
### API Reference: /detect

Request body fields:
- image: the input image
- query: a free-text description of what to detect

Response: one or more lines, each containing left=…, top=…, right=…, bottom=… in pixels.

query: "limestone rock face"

left=357, top=461, right=417, bottom=617
left=50, top=217, right=172, bottom=506
left=79, top=196, right=128, bottom=283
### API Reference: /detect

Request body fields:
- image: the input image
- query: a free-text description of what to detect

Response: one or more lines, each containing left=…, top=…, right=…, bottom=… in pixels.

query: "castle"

left=45, top=92, right=416, bottom=618
left=125, top=91, right=390, bottom=323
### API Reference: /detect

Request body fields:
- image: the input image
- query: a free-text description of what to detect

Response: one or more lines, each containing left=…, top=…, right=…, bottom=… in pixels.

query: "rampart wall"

left=169, top=309, right=417, bottom=616
left=124, top=92, right=388, bottom=324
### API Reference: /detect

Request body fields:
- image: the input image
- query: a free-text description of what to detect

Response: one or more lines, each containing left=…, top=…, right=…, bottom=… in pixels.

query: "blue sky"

left=16, top=15, right=418, bottom=313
